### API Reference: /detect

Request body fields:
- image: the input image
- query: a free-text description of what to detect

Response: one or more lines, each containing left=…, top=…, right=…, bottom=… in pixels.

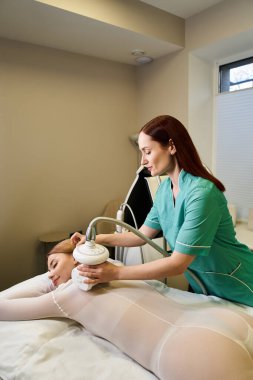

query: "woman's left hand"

left=77, top=261, right=120, bottom=285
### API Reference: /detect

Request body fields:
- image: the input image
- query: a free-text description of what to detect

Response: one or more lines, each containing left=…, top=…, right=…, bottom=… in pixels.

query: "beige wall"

left=2, top=0, right=253, bottom=290
left=137, top=0, right=253, bottom=169
left=38, top=0, right=184, bottom=46
left=187, top=0, right=253, bottom=169
left=0, top=38, right=138, bottom=289
left=136, top=50, right=188, bottom=127
left=188, top=54, right=214, bottom=168
left=186, top=0, right=253, bottom=51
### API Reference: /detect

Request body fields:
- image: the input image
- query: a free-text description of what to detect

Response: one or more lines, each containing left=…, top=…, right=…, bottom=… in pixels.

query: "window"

left=216, top=57, right=253, bottom=220
left=219, top=57, right=253, bottom=93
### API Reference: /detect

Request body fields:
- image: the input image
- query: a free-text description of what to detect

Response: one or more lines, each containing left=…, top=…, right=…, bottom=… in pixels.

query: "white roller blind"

left=215, top=88, right=253, bottom=220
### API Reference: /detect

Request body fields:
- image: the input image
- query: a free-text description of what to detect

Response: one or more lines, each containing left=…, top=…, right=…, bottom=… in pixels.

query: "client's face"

left=48, top=253, right=76, bottom=286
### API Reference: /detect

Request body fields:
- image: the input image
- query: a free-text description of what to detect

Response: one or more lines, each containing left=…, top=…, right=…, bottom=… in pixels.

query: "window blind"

left=215, top=88, right=253, bottom=220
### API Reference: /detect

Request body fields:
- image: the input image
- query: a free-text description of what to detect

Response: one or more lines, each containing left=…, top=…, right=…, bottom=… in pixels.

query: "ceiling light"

left=135, top=56, right=153, bottom=64
left=131, top=49, right=153, bottom=64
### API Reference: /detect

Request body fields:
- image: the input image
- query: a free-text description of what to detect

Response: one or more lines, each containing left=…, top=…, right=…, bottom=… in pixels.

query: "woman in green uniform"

left=71, top=115, right=253, bottom=306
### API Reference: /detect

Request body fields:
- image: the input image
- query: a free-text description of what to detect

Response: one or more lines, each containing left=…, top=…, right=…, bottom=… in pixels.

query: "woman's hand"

left=70, top=232, right=86, bottom=246
left=77, top=261, right=120, bottom=286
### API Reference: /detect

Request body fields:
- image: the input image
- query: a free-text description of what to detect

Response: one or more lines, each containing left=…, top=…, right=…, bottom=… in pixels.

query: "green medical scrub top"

left=144, top=170, right=253, bottom=306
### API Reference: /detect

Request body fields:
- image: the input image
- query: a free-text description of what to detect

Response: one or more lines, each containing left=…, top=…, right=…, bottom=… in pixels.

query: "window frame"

left=219, top=56, right=253, bottom=93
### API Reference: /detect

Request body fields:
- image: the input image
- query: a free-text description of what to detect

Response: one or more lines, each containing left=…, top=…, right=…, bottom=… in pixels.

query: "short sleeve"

left=143, top=201, right=161, bottom=231
left=175, top=187, right=222, bottom=256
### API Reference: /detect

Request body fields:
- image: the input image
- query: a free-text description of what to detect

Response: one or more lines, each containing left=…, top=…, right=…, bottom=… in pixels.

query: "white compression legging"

left=1, top=275, right=253, bottom=380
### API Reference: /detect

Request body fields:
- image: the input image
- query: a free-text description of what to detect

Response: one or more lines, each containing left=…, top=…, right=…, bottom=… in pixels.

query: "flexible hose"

left=85, top=216, right=208, bottom=295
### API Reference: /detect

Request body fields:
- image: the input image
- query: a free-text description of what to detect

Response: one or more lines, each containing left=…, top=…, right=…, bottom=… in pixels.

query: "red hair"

left=140, top=115, right=225, bottom=192
left=47, top=239, right=74, bottom=256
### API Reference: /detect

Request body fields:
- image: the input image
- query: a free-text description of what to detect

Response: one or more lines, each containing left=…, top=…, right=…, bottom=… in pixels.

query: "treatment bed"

left=1, top=277, right=253, bottom=380
left=1, top=169, right=253, bottom=379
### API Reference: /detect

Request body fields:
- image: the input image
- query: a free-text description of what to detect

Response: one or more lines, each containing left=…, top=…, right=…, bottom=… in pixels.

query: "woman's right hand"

left=70, top=232, right=86, bottom=246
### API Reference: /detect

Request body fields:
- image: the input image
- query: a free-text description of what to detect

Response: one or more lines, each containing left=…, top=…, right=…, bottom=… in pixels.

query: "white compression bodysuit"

left=1, top=273, right=253, bottom=380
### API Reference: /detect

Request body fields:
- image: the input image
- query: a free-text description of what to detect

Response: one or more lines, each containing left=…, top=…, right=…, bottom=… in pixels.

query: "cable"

left=116, top=202, right=144, bottom=264
left=119, top=202, right=138, bottom=229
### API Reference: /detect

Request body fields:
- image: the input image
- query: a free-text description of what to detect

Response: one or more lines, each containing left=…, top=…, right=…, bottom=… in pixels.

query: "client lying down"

left=1, top=239, right=253, bottom=380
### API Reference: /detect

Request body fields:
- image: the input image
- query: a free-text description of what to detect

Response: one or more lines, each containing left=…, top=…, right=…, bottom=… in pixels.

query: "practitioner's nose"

left=141, top=153, right=148, bottom=165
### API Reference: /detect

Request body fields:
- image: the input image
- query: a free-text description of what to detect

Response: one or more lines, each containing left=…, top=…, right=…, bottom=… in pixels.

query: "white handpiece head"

left=71, top=240, right=109, bottom=291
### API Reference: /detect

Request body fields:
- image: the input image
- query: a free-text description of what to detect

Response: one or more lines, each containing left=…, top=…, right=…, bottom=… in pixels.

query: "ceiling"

left=0, top=0, right=225, bottom=65
left=140, top=0, right=224, bottom=19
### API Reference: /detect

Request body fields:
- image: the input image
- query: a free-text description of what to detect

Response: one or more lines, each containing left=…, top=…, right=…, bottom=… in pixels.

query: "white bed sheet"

left=0, top=317, right=157, bottom=380
left=0, top=280, right=253, bottom=380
